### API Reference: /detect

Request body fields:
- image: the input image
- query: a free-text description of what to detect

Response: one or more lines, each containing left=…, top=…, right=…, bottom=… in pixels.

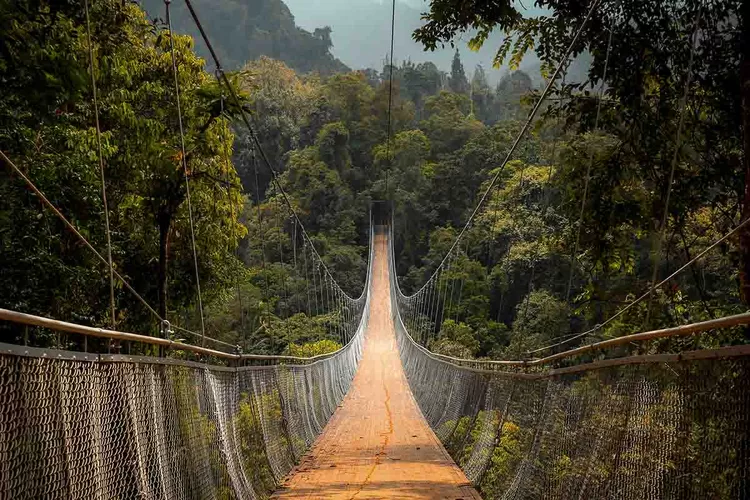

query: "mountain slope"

left=139, top=0, right=349, bottom=74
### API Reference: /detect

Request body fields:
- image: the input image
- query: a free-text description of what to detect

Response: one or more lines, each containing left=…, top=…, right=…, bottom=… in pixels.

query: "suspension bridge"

left=2, top=0, right=750, bottom=498
left=2, top=215, right=750, bottom=499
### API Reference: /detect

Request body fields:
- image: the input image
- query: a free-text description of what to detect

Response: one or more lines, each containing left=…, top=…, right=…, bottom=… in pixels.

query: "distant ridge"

left=139, top=0, right=349, bottom=74
left=283, top=0, right=591, bottom=86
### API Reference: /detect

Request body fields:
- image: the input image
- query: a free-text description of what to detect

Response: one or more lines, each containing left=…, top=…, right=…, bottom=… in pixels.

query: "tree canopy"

left=2, top=0, right=747, bottom=363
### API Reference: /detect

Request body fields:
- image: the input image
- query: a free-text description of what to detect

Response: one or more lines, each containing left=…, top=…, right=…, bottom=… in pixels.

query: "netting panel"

left=0, top=227, right=373, bottom=499
left=0, top=265, right=370, bottom=500
left=389, top=230, right=750, bottom=500
left=0, top=330, right=365, bottom=499
left=394, top=314, right=750, bottom=499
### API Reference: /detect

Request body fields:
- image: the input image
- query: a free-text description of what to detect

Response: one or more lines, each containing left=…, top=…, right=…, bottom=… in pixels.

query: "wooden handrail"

left=0, top=308, right=238, bottom=359
left=0, top=308, right=349, bottom=363
left=529, top=310, right=750, bottom=366
left=403, top=311, right=750, bottom=370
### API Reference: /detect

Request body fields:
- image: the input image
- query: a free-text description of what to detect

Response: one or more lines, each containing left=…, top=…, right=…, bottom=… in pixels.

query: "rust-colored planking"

left=273, top=234, right=481, bottom=500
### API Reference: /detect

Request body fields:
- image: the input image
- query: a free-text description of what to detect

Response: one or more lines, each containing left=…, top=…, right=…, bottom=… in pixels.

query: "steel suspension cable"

left=422, top=282, right=431, bottom=337
left=303, top=239, right=312, bottom=316
left=644, top=10, right=702, bottom=326
left=0, top=150, right=230, bottom=349
left=453, top=240, right=464, bottom=323
left=338, top=289, right=345, bottom=344
left=322, top=263, right=328, bottom=319
left=447, top=255, right=457, bottom=324
left=420, top=280, right=428, bottom=343
left=439, top=257, right=454, bottom=334
left=181, top=0, right=360, bottom=304
left=251, top=147, right=270, bottom=310
left=219, top=82, right=246, bottom=338
left=427, top=279, right=437, bottom=343
left=312, top=258, right=319, bottom=315
left=165, top=0, right=206, bottom=340
left=401, top=0, right=603, bottom=299
left=1, top=150, right=157, bottom=318
left=522, top=69, right=572, bottom=318
left=419, top=284, right=427, bottom=337
left=324, top=269, right=332, bottom=340
left=272, top=183, right=293, bottom=345
left=492, top=136, right=536, bottom=322
left=527, top=209, right=750, bottom=355
left=84, top=0, right=116, bottom=330
left=292, top=218, right=297, bottom=269
left=384, top=0, right=396, bottom=196
left=318, top=263, right=325, bottom=318
left=564, top=22, right=614, bottom=303
left=487, top=167, right=506, bottom=269
left=522, top=160, right=558, bottom=318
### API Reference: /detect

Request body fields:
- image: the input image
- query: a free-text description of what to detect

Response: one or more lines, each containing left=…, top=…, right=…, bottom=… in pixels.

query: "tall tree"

left=470, top=64, right=494, bottom=122
left=415, top=0, right=750, bottom=306
left=495, top=70, right=533, bottom=121
left=234, top=56, right=317, bottom=195
left=448, top=49, right=469, bottom=94
left=0, top=0, right=245, bottom=331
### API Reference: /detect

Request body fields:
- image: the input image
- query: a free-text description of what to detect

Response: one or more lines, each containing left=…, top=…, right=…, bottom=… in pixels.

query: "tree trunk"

left=157, top=210, right=171, bottom=328
left=740, top=2, right=750, bottom=305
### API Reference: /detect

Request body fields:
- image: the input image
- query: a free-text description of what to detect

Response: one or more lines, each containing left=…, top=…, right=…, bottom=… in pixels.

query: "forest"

left=1, top=0, right=749, bottom=362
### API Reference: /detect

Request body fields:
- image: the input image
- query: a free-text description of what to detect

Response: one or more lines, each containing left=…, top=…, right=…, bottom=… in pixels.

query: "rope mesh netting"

left=0, top=231, right=372, bottom=500
left=388, top=226, right=750, bottom=499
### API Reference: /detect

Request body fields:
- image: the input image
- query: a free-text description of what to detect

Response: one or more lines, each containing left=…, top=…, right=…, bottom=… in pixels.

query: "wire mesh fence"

left=389, top=226, right=750, bottom=500
left=0, top=319, right=367, bottom=499
left=0, top=228, right=373, bottom=500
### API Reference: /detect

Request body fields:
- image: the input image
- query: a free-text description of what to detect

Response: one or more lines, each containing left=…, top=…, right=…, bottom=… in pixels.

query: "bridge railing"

left=0, top=204, right=375, bottom=367
left=0, top=226, right=375, bottom=500
left=387, top=223, right=750, bottom=499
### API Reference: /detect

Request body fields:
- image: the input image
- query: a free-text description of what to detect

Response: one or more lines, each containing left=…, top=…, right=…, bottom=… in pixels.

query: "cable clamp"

left=160, top=319, right=173, bottom=338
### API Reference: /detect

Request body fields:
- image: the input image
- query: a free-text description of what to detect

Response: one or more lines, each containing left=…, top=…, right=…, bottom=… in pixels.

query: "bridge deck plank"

left=272, top=234, right=480, bottom=499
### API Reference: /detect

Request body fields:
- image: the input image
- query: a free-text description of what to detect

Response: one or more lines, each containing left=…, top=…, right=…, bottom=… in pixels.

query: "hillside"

left=139, top=0, right=349, bottom=74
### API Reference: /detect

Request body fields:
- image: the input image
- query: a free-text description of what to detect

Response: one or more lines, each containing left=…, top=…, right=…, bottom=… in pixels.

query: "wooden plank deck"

left=272, top=234, right=481, bottom=499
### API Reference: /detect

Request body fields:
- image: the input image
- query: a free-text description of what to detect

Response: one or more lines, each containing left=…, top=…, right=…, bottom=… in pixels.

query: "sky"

left=282, top=0, right=550, bottom=85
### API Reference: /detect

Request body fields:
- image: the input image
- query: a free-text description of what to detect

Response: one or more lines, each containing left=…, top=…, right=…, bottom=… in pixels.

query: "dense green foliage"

left=2, top=0, right=748, bottom=363
left=401, top=0, right=750, bottom=358
left=0, top=0, right=245, bottom=337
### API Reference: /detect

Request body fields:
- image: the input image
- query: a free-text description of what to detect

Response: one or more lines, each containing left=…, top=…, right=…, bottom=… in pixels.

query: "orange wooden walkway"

left=273, top=234, right=480, bottom=499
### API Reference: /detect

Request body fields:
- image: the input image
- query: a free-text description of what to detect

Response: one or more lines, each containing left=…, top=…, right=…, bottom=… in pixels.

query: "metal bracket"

left=160, top=320, right=173, bottom=339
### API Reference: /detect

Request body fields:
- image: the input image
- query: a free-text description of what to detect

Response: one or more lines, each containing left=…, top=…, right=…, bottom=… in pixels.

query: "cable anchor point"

left=160, top=319, right=173, bottom=338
